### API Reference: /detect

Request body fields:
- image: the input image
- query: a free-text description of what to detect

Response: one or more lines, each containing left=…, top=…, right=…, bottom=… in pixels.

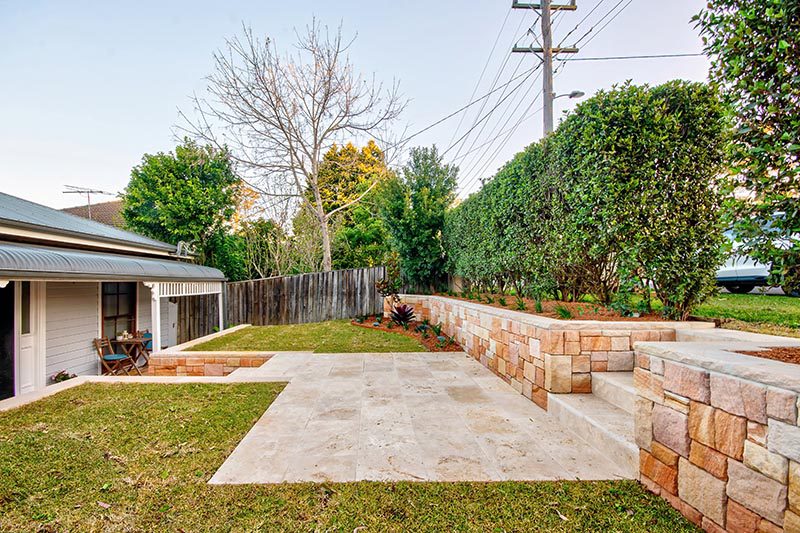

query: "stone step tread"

left=591, top=372, right=635, bottom=414
left=548, top=393, right=638, bottom=478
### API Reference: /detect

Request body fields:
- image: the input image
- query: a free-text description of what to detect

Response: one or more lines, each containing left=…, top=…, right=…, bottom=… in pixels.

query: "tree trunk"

left=320, top=218, right=333, bottom=271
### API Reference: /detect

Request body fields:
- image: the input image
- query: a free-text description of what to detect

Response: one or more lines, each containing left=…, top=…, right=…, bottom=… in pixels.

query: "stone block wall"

left=148, top=353, right=272, bottom=376
left=636, top=348, right=800, bottom=532
left=395, top=295, right=711, bottom=410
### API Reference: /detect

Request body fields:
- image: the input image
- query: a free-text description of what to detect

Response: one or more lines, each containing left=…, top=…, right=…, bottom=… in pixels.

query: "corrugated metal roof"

left=0, top=242, right=225, bottom=282
left=0, top=192, right=174, bottom=251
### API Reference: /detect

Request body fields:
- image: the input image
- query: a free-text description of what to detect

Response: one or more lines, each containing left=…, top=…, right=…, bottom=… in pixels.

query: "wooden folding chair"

left=94, top=337, right=142, bottom=376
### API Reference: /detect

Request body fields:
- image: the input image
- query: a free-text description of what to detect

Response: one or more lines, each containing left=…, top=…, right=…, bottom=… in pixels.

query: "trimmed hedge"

left=444, top=80, right=728, bottom=319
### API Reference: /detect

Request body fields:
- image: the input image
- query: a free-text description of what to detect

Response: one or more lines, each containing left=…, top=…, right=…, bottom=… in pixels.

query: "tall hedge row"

left=444, top=80, right=728, bottom=319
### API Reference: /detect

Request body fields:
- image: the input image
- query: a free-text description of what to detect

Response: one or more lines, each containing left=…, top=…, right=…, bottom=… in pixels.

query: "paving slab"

left=210, top=351, right=629, bottom=484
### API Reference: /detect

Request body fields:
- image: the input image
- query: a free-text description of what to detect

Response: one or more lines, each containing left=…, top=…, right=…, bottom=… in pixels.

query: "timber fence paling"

left=220, top=266, right=386, bottom=327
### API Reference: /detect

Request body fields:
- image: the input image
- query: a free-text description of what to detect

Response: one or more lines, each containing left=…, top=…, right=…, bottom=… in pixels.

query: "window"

left=102, top=283, right=136, bottom=339
left=20, top=281, right=30, bottom=335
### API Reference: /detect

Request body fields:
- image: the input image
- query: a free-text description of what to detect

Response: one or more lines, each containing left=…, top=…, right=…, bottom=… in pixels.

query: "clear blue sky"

left=0, top=1, right=709, bottom=208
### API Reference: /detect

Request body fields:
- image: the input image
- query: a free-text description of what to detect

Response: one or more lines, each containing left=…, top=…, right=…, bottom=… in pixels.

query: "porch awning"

left=0, top=242, right=225, bottom=282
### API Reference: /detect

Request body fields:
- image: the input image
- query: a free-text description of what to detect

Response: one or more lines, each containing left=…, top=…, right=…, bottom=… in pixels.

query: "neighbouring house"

left=61, top=199, right=125, bottom=228
left=0, top=192, right=225, bottom=401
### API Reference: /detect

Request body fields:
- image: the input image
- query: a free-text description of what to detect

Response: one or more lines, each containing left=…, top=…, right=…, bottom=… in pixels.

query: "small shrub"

left=555, top=305, right=573, bottom=319
left=485, top=296, right=494, bottom=304
left=534, top=299, right=543, bottom=313
left=431, top=323, right=443, bottom=336
left=515, top=297, right=526, bottom=311
left=498, top=297, right=507, bottom=307
left=390, top=303, right=416, bottom=328
left=51, top=370, right=77, bottom=383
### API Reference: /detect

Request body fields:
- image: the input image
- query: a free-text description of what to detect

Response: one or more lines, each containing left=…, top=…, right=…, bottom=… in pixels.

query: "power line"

left=397, top=67, right=535, bottom=145
left=442, top=67, right=538, bottom=157
left=560, top=52, right=704, bottom=62
left=578, top=0, right=635, bottom=48
left=446, top=9, right=513, bottom=149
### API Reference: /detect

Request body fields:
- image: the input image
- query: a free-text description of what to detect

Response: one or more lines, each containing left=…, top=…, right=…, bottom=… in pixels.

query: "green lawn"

left=692, top=293, right=800, bottom=337
left=0, top=383, right=698, bottom=532
left=190, top=320, right=426, bottom=352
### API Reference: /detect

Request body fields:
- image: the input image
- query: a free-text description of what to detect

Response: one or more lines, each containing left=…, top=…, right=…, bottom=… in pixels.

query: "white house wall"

left=44, top=282, right=99, bottom=379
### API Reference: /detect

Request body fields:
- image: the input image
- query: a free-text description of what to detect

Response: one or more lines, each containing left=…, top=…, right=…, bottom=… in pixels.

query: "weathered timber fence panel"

left=225, top=266, right=386, bottom=326
left=177, top=294, right=219, bottom=344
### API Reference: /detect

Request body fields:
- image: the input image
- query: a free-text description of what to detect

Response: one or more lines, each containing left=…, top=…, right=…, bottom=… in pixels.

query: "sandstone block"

left=635, top=397, right=654, bottom=451
left=572, top=373, right=592, bottom=393
left=791, top=461, right=800, bottom=514
left=650, top=356, right=665, bottom=376
left=652, top=441, right=679, bottom=467
left=544, top=354, right=572, bottom=393
left=607, top=351, right=634, bottom=371
left=572, top=355, right=590, bottom=374
left=591, top=361, right=608, bottom=372
left=640, top=450, right=678, bottom=494
left=663, top=362, right=710, bottom=403
left=727, top=459, right=788, bottom=526
left=759, top=518, right=783, bottom=533
left=689, top=441, right=728, bottom=480
left=634, top=367, right=665, bottom=404
left=688, top=401, right=716, bottom=447
left=564, top=330, right=580, bottom=343
left=711, top=374, right=767, bottom=423
left=744, top=440, right=789, bottom=483
left=784, top=511, right=800, bottom=533
left=767, top=387, right=798, bottom=424
left=580, top=335, right=611, bottom=352
left=726, top=498, right=761, bottom=533
left=701, top=517, right=726, bottom=533
left=653, top=404, right=690, bottom=457
left=564, top=341, right=581, bottom=355
left=610, top=335, right=631, bottom=351
left=678, top=457, right=727, bottom=526
left=715, top=409, right=747, bottom=460
left=748, top=421, right=768, bottom=447
left=768, top=419, right=800, bottom=463
left=636, top=352, right=650, bottom=370
left=664, top=391, right=690, bottom=415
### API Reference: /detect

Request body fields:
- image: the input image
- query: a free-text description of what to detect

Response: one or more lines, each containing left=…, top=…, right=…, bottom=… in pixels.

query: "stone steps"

left=548, top=374, right=637, bottom=478
left=591, top=372, right=635, bottom=414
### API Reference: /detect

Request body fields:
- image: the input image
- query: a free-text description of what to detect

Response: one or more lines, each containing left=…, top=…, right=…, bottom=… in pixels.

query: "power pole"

left=511, top=1, right=578, bottom=134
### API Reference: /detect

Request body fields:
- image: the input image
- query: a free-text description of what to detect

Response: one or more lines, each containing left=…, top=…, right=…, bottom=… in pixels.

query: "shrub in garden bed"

left=353, top=315, right=461, bottom=352
left=444, top=80, right=728, bottom=320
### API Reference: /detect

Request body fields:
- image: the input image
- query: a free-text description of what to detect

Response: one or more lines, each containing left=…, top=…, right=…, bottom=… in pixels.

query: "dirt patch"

left=434, top=293, right=666, bottom=322
left=736, top=346, right=800, bottom=365
left=352, top=318, right=462, bottom=352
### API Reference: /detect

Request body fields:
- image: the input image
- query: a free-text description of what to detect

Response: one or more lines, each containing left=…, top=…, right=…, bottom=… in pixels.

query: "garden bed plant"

left=353, top=304, right=461, bottom=352
left=435, top=290, right=666, bottom=322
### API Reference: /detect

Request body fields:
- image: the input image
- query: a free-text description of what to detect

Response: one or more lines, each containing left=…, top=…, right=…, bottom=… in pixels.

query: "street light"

left=554, top=90, right=585, bottom=100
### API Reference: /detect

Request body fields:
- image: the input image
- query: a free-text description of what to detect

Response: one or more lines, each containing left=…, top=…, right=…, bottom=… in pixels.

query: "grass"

left=691, top=293, right=800, bottom=337
left=189, top=319, right=426, bottom=352
left=0, top=383, right=699, bottom=532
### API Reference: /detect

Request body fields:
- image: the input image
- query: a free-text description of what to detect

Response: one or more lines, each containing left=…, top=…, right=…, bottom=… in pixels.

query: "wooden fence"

left=225, top=266, right=386, bottom=326
left=177, top=294, right=220, bottom=344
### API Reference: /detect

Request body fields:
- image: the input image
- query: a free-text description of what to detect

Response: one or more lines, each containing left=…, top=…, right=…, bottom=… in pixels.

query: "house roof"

left=0, top=241, right=225, bottom=282
left=0, top=193, right=174, bottom=252
left=61, top=200, right=125, bottom=229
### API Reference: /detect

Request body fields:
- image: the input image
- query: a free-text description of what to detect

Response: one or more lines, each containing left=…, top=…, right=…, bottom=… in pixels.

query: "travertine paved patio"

left=210, top=351, right=628, bottom=483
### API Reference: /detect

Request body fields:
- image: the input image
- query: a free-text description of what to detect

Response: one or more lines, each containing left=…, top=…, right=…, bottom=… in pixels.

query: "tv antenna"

left=63, top=185, right=117, bottom=221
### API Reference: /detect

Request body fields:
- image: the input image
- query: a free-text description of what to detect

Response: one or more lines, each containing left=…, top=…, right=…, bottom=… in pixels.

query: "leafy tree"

left=314, top=141, right=392, bottom=269
left=380, top=146, right=457, bottom=289
left=182, top=23, right=404, bottom=271
left=696, top=1, right=800, bottom=292
left=122, top=139, right=243, bottom=279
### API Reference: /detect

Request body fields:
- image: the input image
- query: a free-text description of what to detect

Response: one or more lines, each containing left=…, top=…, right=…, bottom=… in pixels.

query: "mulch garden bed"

left=435, top=293, right=666, bottom=322
left=736, top=346, right=800, bottom=365
left=352, top=317, right=462, bottom=352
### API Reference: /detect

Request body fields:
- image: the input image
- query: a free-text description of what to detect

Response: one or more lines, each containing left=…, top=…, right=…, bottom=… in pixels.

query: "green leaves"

left=444, top=81, right=728, bottom=318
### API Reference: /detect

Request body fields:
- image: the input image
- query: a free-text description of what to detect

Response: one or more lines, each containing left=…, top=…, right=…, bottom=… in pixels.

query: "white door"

left=16, top=281, right=43, bottom=395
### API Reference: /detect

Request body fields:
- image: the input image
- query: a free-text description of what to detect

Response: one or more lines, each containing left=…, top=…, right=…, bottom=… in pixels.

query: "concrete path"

left=210, top=351, right=629, bottom=484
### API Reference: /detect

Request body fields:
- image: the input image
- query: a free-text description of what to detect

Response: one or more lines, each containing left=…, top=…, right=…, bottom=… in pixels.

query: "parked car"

left=717, top=222, right=798, bottom=295
left=716, top=237, right=771, bottom=294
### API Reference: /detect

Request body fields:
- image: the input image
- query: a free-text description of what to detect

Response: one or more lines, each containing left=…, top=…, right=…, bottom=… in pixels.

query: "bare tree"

left=180, top=21, right=405, bottom=271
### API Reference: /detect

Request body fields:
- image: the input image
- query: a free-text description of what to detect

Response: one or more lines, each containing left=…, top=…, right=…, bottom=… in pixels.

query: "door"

left=0, top=283, right=13, bottom=401
left=15, top=281, right=43, bottom=396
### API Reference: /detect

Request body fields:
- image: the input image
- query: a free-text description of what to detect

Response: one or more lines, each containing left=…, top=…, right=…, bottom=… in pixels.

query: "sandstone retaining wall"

left=394, top=295, right=713, bottom=410
left=635, top=334, right=800, bottom=532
